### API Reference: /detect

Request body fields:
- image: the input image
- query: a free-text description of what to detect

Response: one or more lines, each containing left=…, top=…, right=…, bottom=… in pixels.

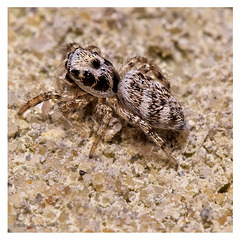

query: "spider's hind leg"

left=121, top=56, right=170, bottom=89
left=108, top=97, right=178, bottom=167
left=137, top=63, right=170, bottom=89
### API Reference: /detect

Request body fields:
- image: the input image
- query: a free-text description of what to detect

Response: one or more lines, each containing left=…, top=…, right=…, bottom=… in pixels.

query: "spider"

left=18, top=43, right=186, bottom=166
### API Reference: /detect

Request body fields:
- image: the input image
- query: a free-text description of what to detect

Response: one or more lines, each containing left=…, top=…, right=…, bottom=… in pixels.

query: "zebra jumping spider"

left=18, top=43, right=186, bottom=166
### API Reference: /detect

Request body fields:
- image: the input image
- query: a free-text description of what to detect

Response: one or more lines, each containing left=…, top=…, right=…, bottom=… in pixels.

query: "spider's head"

left=64, top=44, right=120, bottom=98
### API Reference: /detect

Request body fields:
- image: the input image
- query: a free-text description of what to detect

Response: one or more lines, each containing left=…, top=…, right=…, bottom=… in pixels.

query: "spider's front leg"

left=107, top=96, right=178, bottom=166
left=18, top=91, right=61, bottom=116
left=89, top=98, right=113, bottom=158
left=120, top=56, right=170, bottom=89
left=58, top=94, right=93, bottom=113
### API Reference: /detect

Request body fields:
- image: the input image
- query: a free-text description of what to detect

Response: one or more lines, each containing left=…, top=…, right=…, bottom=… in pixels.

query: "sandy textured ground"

left=8, top=8, right=232, bottom=232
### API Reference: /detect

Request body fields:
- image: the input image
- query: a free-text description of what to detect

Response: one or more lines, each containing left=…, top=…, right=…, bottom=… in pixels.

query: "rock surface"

left=8, top=8, right=232, bottom=232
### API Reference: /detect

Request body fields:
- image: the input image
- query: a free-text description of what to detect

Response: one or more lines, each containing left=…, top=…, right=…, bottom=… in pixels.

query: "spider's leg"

left=89, top=99, right=113, bottom=158
left=59, top=98, right=89, bottom=112
left=138, top=119, right=177, bottom=166
left=120, top=56, right=148, bottom=75
left=59, top=94, right=93, bottom=113
left=107, top=97, right=178, bottom=166
left=137, top=64, right=170, bottom=89
left=18, top=91, right=61, bottom=116
left=121, top=56, right=170, bottom=89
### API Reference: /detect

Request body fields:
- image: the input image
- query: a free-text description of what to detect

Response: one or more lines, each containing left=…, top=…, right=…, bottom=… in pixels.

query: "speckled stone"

left=8, top=7, right=232, bottom=233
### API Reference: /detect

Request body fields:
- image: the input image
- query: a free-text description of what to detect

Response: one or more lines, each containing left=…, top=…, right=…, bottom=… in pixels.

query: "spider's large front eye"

left=83, top=71, right=95, bottom=86
left=83, top=71, right=91, bottom=79
left=91, top=58, right=101, bottom=69
left=93, top=75, right=109, bottom=92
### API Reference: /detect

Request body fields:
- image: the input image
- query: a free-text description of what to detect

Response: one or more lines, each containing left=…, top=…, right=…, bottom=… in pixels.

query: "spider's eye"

left=83, top=71, right=95, bottom=86
left=93, top=75, right=109, bottom=92
left=104, top=59, right=113, bottom=66
left=83, top=71, right=91, bottom=78
left=92, top=58, right=101, bottom=69
left=65, top=73, right=74, bottom=83
left=70, top=69, right=80, bottom=78
left=65, top=61, right=68, bottom=69
left=67, top=52, right=72, bottom=59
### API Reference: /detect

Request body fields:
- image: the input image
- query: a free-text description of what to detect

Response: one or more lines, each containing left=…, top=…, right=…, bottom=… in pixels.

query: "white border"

left=2, top=0, right=238, bottom=240
left=233, top=2, right=240, bottom=238
left=2, top=0, right=237, bottom=8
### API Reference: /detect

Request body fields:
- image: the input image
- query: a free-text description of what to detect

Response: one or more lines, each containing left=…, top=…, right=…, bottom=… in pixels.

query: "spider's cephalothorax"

left=18, top=44, right=186, bottom=167
left=64, top=44, right=120, bottom=98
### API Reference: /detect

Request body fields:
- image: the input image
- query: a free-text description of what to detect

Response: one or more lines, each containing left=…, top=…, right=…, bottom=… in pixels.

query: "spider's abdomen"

left=117, top=70, right=186, bottom=130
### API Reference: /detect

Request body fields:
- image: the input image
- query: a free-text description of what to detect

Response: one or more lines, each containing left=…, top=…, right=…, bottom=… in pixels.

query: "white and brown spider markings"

left=18, top=43, right=186, bottom=167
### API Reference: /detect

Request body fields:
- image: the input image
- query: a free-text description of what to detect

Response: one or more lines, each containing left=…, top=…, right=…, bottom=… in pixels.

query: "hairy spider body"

left=64, top=43, right=120, bottom=97
left=118, top=70, right=185, bottom=131
left=18, top=43, right=185, bottom=166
